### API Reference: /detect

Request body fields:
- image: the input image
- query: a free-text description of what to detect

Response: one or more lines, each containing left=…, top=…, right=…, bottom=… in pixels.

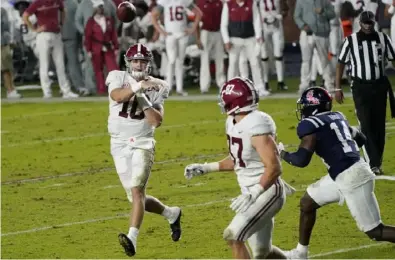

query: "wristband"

left=204, top=162, right=220, bottom=173
left=334, top=88, right=343, bottom=91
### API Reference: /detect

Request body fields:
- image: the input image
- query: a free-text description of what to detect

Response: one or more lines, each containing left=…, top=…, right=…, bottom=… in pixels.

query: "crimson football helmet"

left=219, top=77, right=259, bottom=115
left=124, top=43, right=153, bottom=80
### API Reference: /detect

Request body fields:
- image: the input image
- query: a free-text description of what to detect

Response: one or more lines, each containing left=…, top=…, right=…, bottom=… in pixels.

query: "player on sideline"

left=106, top=43, right=182, bottom=257
left=184, top=77, right=289, bottom=259
left=151, top=0, right=202, bottom=96
left=278, top=87, right=395, bottom=259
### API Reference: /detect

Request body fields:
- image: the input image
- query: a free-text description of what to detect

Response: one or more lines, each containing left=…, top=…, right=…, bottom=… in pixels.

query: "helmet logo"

left=224, top=84, right=235, bottom=95
left=306, top=90, right=320, bottom=104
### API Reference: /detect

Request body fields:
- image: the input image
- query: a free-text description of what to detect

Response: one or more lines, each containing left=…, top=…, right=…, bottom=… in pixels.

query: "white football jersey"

left=157, top=0, right=193, bottom=34
left=258, top=0, right=283, bottom=22
left=106, top=70, right=169, bottom=144
left=226, top=110, right=277, bottom=188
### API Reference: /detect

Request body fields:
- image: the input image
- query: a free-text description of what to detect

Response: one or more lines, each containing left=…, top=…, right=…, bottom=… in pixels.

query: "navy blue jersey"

left=297, top=111, right=360, bottom=180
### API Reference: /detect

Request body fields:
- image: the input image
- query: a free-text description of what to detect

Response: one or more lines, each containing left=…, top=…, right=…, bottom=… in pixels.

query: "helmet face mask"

left=296, top=87, right=333, bottom=120
left=124, top=43, right=153, bottom=81
left=218, top=77, right=259, bottom=116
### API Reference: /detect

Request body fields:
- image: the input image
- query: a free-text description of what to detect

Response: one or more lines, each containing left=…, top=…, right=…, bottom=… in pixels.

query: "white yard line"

left=1, top=153, right=227, bottom=185
left=1, top=120, right=221, bottom=148
left=1, top=198, right=230, bottom=237
left=310, top=243, right=388, bottom=258
left=2, top=108, right=96, bottom=120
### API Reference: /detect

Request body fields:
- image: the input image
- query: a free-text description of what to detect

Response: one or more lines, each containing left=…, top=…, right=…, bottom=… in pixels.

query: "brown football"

left=116, top=1, right=137, bottom=23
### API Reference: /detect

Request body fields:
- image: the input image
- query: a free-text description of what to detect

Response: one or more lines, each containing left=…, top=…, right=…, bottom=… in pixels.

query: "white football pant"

left=36, top=32, right=72, bottom=96
left=223, top=179, right=285, bottom=257
left=227, top=37, right=264, bottom=89
left=199, top=30, right=226, bottom=92
left=261, top=23, right=285, bottom=83
left=165, top=33, right=189, bottom=93
left=111, top=137, right=154, bottom=202
left=299, top=31, right=334, bottom=93
left=307, top=160, right=381, bottom=232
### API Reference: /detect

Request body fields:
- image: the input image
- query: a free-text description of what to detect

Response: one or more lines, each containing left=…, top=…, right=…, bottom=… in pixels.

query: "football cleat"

left=284, top=248, right=308, bottom=259
left=170, top=210, right=182, bottom=242
left=118, top=233, right=136, bottom=257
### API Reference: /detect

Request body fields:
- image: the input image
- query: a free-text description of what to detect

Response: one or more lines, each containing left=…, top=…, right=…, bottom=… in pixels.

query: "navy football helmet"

left=297, top=87, right=332, bottom=120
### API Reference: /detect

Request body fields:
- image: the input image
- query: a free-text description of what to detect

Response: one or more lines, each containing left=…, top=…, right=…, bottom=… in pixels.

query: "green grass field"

left=1, top=78, right=395, bottom=258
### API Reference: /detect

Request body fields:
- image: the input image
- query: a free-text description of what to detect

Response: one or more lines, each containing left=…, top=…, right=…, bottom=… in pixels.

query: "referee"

left=335, top=10, right=395, bottom=175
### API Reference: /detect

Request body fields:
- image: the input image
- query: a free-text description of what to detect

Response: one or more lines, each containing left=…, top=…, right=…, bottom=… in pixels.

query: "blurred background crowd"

left=1, top=0, right=395, bottom=99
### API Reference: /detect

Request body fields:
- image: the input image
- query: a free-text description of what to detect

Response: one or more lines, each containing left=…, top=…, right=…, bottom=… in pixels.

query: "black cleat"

left=170, top=210, right=182, bottom=242
left=118, top=233, right=136, bottom=257
left=277, top=82, right=288, bottom=90
left=371, top=167, right=384, bottom=176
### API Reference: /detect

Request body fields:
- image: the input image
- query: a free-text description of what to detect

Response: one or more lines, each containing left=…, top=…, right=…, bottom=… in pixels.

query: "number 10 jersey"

left=106, top=70, right=169, bottom=143
left=226, top=110, right=277, bottom=189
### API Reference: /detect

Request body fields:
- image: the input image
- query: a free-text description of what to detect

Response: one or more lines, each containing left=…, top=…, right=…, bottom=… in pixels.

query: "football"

left=116, top=1, right=137, bottom=23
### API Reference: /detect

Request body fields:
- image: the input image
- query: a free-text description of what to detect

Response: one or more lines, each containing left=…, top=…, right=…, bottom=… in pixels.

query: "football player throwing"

left=106, top=43, right=182, bottom=257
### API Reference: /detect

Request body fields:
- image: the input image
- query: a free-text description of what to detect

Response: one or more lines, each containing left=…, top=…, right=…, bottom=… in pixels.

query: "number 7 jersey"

left=106, top=70, right=169, bottom=141
left=297, top=111, right=360, bottom=180
left=226, top=110, right=277, bottom=188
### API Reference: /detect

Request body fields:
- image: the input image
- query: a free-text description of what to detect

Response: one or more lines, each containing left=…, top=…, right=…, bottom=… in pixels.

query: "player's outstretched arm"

left=279, top=134, right=315, bottom=167
left=184, top=156, right=234, bottom=180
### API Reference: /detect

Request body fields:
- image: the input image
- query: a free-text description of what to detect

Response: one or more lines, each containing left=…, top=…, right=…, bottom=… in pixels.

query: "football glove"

left=277, top=142, right=285, bottom=158
left=184, top=163, right=207, bottom=180
left=230, top=184, right=264, bottom=213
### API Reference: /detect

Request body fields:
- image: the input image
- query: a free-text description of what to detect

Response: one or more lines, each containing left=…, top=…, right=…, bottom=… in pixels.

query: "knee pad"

left=274, top=56, right=283, bottom=61
left=366, top=224, right=384, bottom=241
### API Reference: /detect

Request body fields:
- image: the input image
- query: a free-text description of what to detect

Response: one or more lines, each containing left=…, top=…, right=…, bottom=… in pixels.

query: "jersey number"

left=330, top=121, right=353, bottom=153
left=227, top=135, right=246, bottom=167
left=263, top=0, right=276, bottom=11
left=118, top=96, right=150, bottom=120
left=170, top=6, right=184, bottom=21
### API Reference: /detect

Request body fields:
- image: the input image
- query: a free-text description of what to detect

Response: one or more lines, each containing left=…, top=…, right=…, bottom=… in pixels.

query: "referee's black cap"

left=360, top=11, right=375, bottom=24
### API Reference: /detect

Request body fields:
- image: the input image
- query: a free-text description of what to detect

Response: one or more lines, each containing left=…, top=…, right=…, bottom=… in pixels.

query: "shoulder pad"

left=297, top=117, right=323, bottom=138
left=248, top=112, right=276, bottom=136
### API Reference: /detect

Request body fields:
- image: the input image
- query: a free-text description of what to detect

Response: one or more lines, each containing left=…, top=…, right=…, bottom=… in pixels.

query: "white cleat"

left=7, top=90, right=22, bottom=99
left=62, top=91, right=79, bottom=99
left=257, top=88, right=270, bottom=97
left=284, top=248, right=308, bottom=259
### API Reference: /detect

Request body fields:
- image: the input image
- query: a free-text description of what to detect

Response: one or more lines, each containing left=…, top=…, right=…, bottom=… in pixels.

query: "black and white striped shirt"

left=338, top=31, right=395, bottom=80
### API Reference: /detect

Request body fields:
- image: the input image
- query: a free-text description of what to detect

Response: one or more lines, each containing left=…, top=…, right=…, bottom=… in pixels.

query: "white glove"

left=184, top=162, right=219, bottom=180
left=140, top=79, right=161, bottom=92
left=135, top=92, right=153, bottom=111
left=184, top=163, right=207, bottom=180
left=230, top=184, right=264, bottom=213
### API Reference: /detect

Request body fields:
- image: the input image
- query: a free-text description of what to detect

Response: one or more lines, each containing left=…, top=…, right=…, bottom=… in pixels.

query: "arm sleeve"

left=253, top=1, right=262, bottom=40
left=220, top=2, right=230, bottom=44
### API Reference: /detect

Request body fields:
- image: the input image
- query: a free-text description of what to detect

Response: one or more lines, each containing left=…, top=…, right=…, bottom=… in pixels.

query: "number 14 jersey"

left=106, top=70, right=169, bottom=141
left=226, top=110, right=277, bottom=188
left=297, top=111, right=360, bottom=180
